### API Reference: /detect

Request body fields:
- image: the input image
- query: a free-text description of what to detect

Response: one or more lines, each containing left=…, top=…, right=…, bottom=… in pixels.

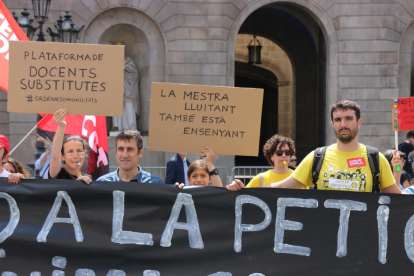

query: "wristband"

left=209, top=168, right=219, bottom=176
left=46, top=144, right=53, bottom=151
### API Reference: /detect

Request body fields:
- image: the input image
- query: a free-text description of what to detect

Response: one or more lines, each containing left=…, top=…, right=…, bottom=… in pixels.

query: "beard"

left=334, top=127, right=358, bottom=144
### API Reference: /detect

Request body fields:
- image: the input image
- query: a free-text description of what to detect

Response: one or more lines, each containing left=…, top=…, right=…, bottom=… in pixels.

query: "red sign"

left=394, top=97, right=414, bottom=131
left=0, top=0, right=29, bottom=92
left=347, top=157, right=366, bottom=168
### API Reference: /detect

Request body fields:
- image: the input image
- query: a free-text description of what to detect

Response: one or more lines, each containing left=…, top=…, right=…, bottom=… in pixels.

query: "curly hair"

left=263, top=134, right=295, bottom=166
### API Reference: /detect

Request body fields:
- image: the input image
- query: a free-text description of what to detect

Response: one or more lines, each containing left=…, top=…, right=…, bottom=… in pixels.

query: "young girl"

left=176, top=147, right=222, bottom=187
left=48, top=108, right=92, bottom=183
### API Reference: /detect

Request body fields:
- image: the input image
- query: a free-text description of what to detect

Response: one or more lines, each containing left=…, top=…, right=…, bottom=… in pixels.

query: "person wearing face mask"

left=244, top=134, right=299, bottom=188
left=165, top=152, right=191, bottom=185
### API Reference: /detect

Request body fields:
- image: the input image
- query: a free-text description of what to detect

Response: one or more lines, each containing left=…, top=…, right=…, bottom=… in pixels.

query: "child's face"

left=188, top=168, right=211, bottom=186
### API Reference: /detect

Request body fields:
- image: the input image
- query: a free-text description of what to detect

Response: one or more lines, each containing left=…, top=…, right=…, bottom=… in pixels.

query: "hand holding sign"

left=392, top=97, right=413, bottom=167
left=391, top=150, right=403, bottom=173
left=201, top=147, right=215, bottom=164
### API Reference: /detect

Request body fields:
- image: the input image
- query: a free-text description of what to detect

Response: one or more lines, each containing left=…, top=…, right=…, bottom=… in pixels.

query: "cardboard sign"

left=7, top=41, right=124, bottom=116
left=392, top=97, right=414, bottom=131
left=148, top=82, right=263, bottom=156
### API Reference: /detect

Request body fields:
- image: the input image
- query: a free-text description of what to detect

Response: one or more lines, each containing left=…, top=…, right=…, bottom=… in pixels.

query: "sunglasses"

left=290, top=159, right=297, bottom=162
left=275, top=150, right=291, bottom=156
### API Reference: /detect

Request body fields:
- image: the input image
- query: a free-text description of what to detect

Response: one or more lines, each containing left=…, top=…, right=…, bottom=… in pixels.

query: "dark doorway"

left=235, top=62, right=278, bottom=166
left=235, top=4, right=327, bottom=165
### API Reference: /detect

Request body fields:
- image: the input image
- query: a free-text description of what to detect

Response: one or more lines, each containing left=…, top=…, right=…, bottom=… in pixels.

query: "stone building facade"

left=2, top=0, right=414, bottom=175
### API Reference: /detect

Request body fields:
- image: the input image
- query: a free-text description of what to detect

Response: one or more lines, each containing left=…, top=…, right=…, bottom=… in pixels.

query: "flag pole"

left=9, top=125, right=38, bottom=155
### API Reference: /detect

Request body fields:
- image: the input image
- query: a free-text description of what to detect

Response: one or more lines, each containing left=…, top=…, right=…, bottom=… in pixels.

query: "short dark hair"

left=263, top=134, right=295, bottom=166
left=330, top=100, right=361, bottom=121
left=187, top=159, right=209, bottom=179
left=2, top=149, right=7, bottom=159
left=407, top=131, right=414, bottom=139
left=116, top=130, right=143, bottom=151
left=61, top=135, right=86, bottom=155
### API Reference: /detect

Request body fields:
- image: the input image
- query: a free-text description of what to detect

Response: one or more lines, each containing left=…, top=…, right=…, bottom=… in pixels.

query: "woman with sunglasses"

left=48, top=109, right=92, bottom=183
left=288, top=155, right=298, bottom=170
left=245, top=134, right=297, bottom=188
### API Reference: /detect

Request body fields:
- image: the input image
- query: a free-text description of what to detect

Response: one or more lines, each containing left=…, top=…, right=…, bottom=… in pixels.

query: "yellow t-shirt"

left=292, top=144, right=395, bottom=192
left=246, top=169, right=293, bottom=188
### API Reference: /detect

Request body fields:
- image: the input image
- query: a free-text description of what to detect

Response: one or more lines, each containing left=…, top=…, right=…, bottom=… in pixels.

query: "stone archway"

left=235, top=34, right=294, bottom=140
left=81, top=7, right=166, bottom=133
left=227, top=0, right=339, bottom=147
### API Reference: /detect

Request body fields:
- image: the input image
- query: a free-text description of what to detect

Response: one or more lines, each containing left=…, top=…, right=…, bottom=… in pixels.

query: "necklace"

left=64, top=167, right=80, bottom=179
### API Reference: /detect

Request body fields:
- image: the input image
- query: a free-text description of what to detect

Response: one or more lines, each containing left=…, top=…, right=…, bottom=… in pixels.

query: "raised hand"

left=201, top=147, right=216, bottom=165
left=36, top=134, right=49, bottom=146
left=53, top=108, right=67, bottom=127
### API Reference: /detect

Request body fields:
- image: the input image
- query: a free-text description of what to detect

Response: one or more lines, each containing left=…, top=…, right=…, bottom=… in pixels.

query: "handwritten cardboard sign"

left=392, top=97, right=414, bottom=131
left=148, top=82, right=263, bottom=156
left=7, top=41, right=124, bottom=116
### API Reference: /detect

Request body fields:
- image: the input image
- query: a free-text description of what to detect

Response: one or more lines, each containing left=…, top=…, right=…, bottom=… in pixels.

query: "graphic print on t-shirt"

left=321, top=163, right=369, bottom=192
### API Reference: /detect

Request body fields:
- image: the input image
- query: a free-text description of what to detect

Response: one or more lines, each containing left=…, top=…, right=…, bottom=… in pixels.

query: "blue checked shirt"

left=97, top=166, right=163, bottom=183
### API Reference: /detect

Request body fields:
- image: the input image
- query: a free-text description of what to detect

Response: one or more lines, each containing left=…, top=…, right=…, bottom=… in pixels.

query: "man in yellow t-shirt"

left=227, top=100, right=401, bottom=193
left=292, top=144, right=393, bottom=192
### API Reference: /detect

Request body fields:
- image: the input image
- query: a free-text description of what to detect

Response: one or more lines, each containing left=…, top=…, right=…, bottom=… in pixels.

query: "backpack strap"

left=312, top=147, right=327, bottom=188
left=259, top=173, right=264, bottom=187
left=365, top=145, right=380, bottom=193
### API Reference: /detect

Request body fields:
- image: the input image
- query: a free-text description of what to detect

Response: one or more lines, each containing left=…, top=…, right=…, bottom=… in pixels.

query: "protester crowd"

left=4, top=100, right=414, bottom=195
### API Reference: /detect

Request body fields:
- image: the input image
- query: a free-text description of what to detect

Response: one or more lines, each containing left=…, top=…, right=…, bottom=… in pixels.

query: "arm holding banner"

left=49, top=109, right=67, bottom=179
left=226, top=175, right=305, bottom=191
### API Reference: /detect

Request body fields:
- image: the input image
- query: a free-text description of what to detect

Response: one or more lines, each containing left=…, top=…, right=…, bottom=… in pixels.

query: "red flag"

left=37, top=115, right=110, bottom=179
left=0, top=0, right=29, bottom=92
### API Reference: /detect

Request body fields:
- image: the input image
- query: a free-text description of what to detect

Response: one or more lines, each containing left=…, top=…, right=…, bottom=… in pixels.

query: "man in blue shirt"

left=97, top=130, right=163, bottom=183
